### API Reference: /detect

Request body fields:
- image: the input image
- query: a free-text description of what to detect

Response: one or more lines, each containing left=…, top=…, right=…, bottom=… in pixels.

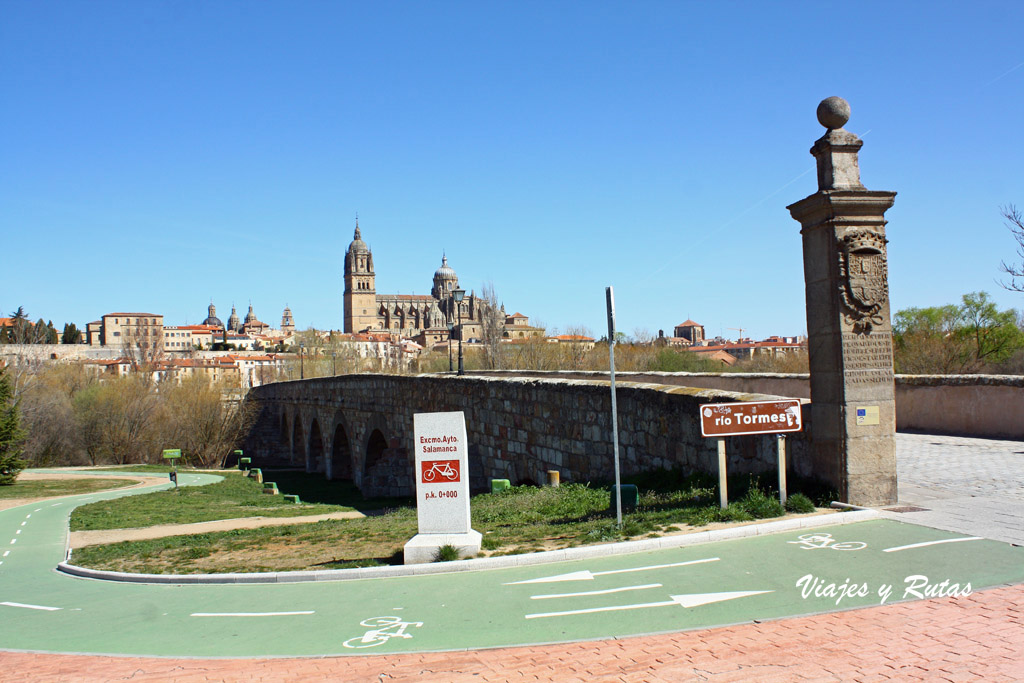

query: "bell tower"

left=343, top=219, right=377, bottom=333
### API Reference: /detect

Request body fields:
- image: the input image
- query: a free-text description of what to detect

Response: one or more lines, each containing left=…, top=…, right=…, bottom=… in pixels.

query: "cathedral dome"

left=434, top=255, right=457, bottom=281
left=203, top=303, right=223, bottom=328
left=348, top=223, right=369, bottom=254
left=227, top=306, right=241, bottom=332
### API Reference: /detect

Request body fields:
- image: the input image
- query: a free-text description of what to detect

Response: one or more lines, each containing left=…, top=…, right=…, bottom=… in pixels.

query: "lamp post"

left=453, top=288, right=466, bottom=375
left=332, top=350, right=337, bottom=376
left=447, top=322, right=454, bottom=372
left=299, top=342, right=305, bottom=380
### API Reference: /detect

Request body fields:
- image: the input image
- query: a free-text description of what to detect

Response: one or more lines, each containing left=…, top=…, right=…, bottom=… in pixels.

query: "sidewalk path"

left=3, top=582, right=1021, bottom=682
left=881, top=433, right=1024, bottom=545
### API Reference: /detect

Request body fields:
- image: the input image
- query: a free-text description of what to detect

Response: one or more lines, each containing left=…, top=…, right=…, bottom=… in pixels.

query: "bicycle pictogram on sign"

left=421, top=459, right=460, bottom=483
left=342, top=616, right=424, bottom=649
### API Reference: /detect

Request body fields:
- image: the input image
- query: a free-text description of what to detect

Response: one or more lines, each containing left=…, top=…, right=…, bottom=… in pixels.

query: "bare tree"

left=999, top=204, right=1024, bottom=292
left=155, top=375, right=255, bottom=468
left=479, top=282, right=508, bottom=369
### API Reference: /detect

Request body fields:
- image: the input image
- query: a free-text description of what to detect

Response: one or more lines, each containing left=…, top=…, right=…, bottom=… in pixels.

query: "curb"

left=57, top=509, right=879, bottom=585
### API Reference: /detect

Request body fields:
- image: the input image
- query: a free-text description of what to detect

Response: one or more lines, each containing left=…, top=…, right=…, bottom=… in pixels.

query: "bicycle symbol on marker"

left=422, top=460, right=459, bottom=483
left=787, top=532, right=867, bottom=551
left=342, top=616, right=424, bottom=649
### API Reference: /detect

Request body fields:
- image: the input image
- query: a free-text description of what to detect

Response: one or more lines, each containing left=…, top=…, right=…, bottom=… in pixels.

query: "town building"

left=342, top=220, right=540, bottom=345
left=85, top=313, right=165, bottom=356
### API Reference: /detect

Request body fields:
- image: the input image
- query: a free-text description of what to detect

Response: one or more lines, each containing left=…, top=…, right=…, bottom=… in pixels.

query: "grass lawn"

left=69, top=470, right=378, bottom=531
left=0, top=477, right=137, bottom=500
left=70, top=470, right=827, bottom=574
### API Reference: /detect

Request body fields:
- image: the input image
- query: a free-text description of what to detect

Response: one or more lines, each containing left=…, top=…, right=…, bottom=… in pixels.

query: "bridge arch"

left=308, top=417, right=325, bottom=473
left=279, top=411, right=290, bottom=461
left=329, top=412, right=354, bottom=481
left=291, top=415, right=305, bottom=467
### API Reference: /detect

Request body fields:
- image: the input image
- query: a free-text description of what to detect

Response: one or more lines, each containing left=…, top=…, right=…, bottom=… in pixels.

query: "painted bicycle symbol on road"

left=788, top=532, right=867, bottom=551
left=421, top=460, right=459, bottom=483
left=342, top=616, right=424, bottom=649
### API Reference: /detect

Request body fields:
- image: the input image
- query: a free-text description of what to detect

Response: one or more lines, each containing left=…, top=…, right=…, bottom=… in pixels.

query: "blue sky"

left=2, top=1, right=1022, bottom=340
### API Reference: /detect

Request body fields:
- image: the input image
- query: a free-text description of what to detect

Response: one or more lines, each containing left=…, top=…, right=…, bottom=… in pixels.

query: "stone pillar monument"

left=787, top=97, right=898, bottom=506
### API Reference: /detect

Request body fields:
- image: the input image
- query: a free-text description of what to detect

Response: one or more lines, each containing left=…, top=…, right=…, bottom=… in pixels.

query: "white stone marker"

left=403, top=411, right=482, bottom=564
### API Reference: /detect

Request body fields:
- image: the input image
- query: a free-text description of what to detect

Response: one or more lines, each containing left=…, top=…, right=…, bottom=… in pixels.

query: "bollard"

left=546, top=470, right=560, bottom=488
left=610, top=484, right=638, bottom=512
left=491, top=479, right=511, bottom=494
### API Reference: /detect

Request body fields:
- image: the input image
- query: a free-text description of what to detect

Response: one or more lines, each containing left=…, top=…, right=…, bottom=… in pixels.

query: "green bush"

left=433, top=544, right=461, bottom=562
left=785, top=493, right=816, bottom=513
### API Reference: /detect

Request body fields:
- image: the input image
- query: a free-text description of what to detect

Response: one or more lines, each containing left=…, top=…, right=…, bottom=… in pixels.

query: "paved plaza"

left=883, top=432, right=1024, bottom=545
left=1, top=432, right=1023, bottom=681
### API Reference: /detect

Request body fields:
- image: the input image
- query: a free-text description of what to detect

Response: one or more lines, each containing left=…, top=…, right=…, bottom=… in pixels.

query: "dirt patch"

left=0, top=472, right=163, bottom=512
left=69, top=510, right=369, bottom=549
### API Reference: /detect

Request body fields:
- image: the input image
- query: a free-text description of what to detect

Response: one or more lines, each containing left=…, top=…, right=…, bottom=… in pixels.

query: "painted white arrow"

left=670, top=590, right=772, bottom=608
left=505, top=557, right=719, bottom=585
left=524, top=589, right=773, bottom=619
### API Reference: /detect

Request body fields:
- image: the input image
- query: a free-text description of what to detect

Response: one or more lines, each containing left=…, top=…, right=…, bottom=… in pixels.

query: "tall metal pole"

left=299, top=342, right=304, bottom=380
left=606, top=287, right=622, bottom=527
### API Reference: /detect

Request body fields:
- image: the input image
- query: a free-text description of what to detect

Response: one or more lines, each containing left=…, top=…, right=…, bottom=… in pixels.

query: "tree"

left=893, top=291, right=1024, bottom=374
left=479, top=282, right=509, bottom=370
left=61, top=323, right=82, bottom=345
left=73, top=375, right=158, bottom=464
left=154, top=375, right=254, bottom=468
left=999, top=204, right=1024, bottom=292
left=0, top=366, right=27, bottom=485
left=3, top=307, right=47, bottom=345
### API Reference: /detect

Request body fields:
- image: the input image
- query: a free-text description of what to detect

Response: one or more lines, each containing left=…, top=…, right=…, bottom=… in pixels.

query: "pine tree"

left=46, top=320, right=59, bottom=344
left=61, top=323, right=82, bottom=345
left=0, top=367, right=27, bottom=485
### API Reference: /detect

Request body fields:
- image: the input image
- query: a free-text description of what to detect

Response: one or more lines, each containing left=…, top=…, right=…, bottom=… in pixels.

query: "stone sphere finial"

left=816, top=96, right=850, bottom=129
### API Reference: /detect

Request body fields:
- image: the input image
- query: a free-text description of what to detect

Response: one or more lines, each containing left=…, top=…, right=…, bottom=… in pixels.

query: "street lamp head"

left=453, top=288, right=465, bottom=303
left=447, top=323, right=454, bottom=332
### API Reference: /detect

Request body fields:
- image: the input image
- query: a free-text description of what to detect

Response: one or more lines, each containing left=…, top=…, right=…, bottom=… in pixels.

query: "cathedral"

left=343, top=221, right=524, bottom=345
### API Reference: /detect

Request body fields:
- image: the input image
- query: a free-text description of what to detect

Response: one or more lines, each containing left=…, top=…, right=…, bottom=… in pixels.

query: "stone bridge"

left=242, top=374, right=814, bottom=498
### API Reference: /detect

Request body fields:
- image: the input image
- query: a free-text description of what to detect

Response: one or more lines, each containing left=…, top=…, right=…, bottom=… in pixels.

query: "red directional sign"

left=700, top=400, right=803, bottom=437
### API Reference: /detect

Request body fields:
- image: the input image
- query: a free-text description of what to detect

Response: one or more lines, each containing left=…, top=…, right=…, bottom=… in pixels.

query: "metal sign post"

left=162, top=448, right=181, bottom=489
left=699, top=400, right=803, bottom=510
left=606, top=286, right=622, bottom=527
left=777, top=435, right=787, bottom=506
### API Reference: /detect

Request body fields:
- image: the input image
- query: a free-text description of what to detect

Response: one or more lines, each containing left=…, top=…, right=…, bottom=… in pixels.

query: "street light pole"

left=453, top=288, right=465, bottom=376
left=332, top=350, right=337, bottom=376
left=299, top=342, right=305, bottom=380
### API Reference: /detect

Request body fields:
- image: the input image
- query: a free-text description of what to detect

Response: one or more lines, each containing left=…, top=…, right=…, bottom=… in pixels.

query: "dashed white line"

left=882, top=537, right=984, bottom=553
left=191, top=611, right=315, bottom=618
left=3, top=551, right=10, bottom=557
left=1, top=602, right=62, bottom=611
left=9, top=539, right=16, bottom=545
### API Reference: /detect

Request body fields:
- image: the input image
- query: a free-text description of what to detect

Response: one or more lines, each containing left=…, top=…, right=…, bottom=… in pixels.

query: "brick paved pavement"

left=2, top=583, right=1021, bottom=682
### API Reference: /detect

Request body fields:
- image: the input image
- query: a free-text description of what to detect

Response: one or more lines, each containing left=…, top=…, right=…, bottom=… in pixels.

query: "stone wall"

left=244, top=374, right=813, bottom=498
left=466, top=371, right=1024, bottom=439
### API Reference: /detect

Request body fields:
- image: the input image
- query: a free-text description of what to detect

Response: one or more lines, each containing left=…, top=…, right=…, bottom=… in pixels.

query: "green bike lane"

left=1, top=473, right=1023, bottom=658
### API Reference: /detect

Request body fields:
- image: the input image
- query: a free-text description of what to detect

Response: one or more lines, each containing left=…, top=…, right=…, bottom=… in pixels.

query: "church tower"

left=343, top=219, right=377, bottom=333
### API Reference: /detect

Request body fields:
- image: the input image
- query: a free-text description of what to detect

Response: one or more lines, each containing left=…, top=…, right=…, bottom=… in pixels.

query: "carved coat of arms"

left=837, top=230, right=889, bottom=333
